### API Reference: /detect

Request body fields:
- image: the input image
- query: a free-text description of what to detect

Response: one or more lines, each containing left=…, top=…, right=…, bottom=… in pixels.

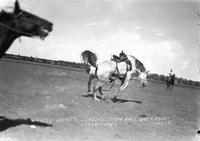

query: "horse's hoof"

left=94, top=97, right=100, bottom=102
left=100, top=95, right=105, bottom=100
left=113, top=95, right=118, bottom=100
left=87, top=91, right=92, bottom=95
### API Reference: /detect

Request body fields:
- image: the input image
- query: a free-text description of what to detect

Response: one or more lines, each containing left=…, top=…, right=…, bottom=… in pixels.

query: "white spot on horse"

left=30, top=125, right=36, bottom=129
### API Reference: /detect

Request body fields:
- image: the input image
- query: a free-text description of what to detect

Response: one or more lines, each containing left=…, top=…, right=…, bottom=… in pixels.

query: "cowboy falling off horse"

left=81, top=50, right=149, bottom=101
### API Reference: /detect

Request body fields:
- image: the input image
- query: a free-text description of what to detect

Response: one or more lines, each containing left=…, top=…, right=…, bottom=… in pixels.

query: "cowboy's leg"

left=119, top=72, right=131, bottom=92
left=87, top=74, right=95, bottom=92
left=113, top=72, right=131, bottom=99
left=114, top=72, right=131, bottom=98
left=120, top=77, right=125, bottom=86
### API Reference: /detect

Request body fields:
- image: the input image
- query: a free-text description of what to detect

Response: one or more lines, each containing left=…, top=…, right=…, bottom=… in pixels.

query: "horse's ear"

left=14, top=0, right=21, bottom=14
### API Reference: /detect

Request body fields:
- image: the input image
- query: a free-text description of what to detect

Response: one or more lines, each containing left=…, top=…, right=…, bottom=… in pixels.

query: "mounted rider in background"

left=169, top=69, right=175, bottom=85
left=169, top=69, right=174, bottom=77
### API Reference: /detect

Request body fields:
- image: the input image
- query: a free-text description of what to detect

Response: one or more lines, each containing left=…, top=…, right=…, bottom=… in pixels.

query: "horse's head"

left=137, top=69, right=149, bottom=87
left=12, top=0, right=53, bottom=39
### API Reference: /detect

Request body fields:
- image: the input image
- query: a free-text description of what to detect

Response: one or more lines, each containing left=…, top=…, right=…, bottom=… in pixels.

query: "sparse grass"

left=0, top=59, right=199, bottom=141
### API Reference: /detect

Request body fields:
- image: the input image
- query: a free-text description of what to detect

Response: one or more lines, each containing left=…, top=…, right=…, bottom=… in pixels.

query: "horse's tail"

left=81, top=50, right=97, bottom=67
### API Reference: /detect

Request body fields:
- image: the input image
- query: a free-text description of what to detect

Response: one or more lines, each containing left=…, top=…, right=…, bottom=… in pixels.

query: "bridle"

left=0, top=11, right=42, bottom=37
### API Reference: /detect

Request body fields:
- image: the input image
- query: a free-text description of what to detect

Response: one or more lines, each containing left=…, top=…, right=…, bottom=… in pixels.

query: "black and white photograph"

left=0, top=0, right=200, bottom=140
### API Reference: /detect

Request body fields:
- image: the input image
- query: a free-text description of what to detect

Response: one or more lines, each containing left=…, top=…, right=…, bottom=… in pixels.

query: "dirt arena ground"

left=0, top=59, right=199, bottom=141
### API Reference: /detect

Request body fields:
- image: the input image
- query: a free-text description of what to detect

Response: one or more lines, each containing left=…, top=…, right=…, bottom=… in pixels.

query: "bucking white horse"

left=81, top=50, right=149, bottom=101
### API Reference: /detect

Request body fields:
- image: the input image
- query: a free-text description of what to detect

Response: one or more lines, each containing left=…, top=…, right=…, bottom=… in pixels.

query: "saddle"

left=0, top=10, right=13, bottom=21
left=112, top=55, right=121, bottom=62
left=112, top=55, right=132, bottom=71
left=109, top=55, right=132, bottom=84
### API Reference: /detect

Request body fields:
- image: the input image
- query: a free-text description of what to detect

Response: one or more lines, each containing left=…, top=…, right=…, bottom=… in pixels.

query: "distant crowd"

left=3, top=53, right=200, bottom=88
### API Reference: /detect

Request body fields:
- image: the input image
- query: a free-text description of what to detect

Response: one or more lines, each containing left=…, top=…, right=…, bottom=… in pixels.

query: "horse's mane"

left=81, top=50, right=97, bottom=67
left=0, top=12, right=13, bottom=21
left=130, top=55, right=146, bottom=72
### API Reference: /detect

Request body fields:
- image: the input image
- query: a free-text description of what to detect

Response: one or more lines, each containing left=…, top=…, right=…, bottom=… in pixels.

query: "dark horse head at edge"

left=0, top=0, right=53, bottom=58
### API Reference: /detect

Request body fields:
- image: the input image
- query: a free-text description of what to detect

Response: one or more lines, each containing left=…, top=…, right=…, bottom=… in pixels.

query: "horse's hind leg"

left=93, top=80, right=107, bottom=101
left=98, top=86, right=105, bottom=99
left=87, top=74, right=95, bottom=92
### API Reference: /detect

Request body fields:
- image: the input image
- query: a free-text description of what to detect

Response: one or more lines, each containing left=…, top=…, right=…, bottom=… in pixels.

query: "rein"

left=0, top=22, right=33, bottom=36
left=102, top=80, right=115, bottom=91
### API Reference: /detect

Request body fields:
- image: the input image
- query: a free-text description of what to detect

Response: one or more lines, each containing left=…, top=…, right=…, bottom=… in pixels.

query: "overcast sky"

left=7, top=0, right=200, bottom=81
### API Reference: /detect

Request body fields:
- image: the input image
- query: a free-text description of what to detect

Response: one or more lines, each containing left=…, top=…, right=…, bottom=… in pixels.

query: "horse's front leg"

left=87, top=74, right=95, bottom=93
